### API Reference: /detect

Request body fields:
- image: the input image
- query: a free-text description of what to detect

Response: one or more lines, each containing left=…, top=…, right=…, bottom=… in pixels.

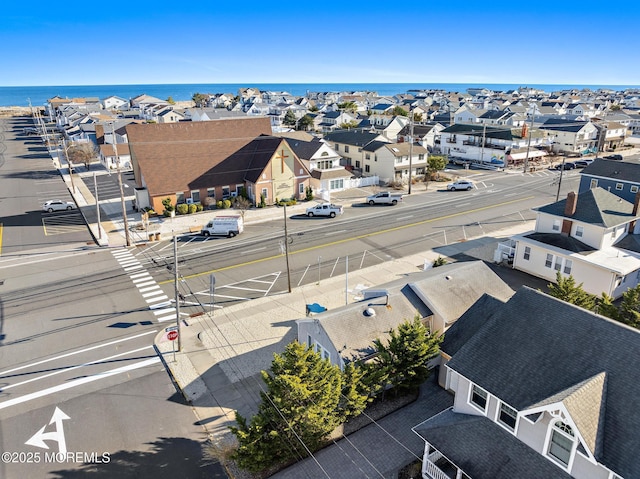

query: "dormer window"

left=498, top=402, right=517, bottom=431
left=547, top=421, right=576, bottom=468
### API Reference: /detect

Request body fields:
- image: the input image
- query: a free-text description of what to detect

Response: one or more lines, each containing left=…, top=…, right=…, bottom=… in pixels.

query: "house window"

left=222, top=186, right=230, bottom=198
left=355, top=160, right=361, bottom=168
left=176, top=192, right=185, bottom=204
left=365, top=165, right=370, bottom=173
left=207, top=188, right=215, bottom=198
left=552, top=219, right=561, bottom=231
left=299, top=183, right=304, bottom=195
left=547, top=421, right=575, bottom=467
left=498, top=403, right=517, bottom=431
left=330, top=179, right=344, bottom=189
left=365, top=153, right=370, bottom=160
left=307, top=335, right=312, bottom=347
left=335, top=144, right=339, bottom=151
left=261, top=188, right=268, bottom=200
left=575, top=225, right=584, bottom=237
left=590, top=179, right=598, bottom=189
left=616, top=183, right=623, bottom=191
left=554, top=257, right=562, bottom=272
left=191, top=190, right=200, bottom=203
left=345, top=146, right=349, bottom=153
left=631, top=185, right=639, bottom=193
left=564, top=259, right=573, bottom=275
left=419, top=154, right=424, bottom=161
left=545, top=254, right=553, bottom=268
left=523, top=246, right=531, bottom=261
left=470, top=384, right=488, bottom=412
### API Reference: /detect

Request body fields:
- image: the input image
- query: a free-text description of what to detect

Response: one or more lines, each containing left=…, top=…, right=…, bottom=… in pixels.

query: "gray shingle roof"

left=536, top=187, right=637, bottom=228
left=413, top=409, right=573, bottom=479
left=582, top=157, right=640, bottom=182
left=539, top=118, right=588, bottom=133
left=446, top=286, right=640, bottom=477
left=323, top=130, right=385, bottom=146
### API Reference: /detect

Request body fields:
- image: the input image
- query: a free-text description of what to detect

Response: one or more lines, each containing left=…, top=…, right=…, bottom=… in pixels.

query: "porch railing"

left=422, top=451, right=450, bottom=479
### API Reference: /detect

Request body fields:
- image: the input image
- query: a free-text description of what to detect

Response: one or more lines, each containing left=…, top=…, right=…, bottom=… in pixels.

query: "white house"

left=415, top=286, right=640, bottom=479
left=361, top=141, right=429, bottom=183
left=539, top=119, right=599, bottom=155
left=499, top=189, right=640, bottom=299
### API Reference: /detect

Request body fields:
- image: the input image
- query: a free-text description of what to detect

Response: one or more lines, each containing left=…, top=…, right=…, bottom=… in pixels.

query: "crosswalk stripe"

left=156, top=315, right=176, bottom=323
left=124, top=265, right=143, bottom=271
left=146, top=295, right=169, bottom=304
left=132, top=276, right=153, bottom=283
left=136, top=280, right=157, bottom=288
left=129, top=272, right=149, bottom=279
left=142, top=290, right=164, bottom=298
left=150, top=301, right=172, bottom=310
left=153, top=307, right=176, bottom=316
left=139, top=285, right=161, bottom=293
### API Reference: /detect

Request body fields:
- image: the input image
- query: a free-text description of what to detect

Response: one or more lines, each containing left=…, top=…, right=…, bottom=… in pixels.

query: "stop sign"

left=167, top=330, right=178, bottom=341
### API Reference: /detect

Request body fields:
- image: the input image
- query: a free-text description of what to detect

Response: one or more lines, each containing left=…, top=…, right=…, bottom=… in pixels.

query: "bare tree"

left=66, top=142, right=98, bottom=170
left=233, top=196, right=252, bottom=221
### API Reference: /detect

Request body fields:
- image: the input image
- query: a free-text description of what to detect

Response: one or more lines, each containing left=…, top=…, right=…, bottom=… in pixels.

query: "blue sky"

left=2, top=0, right=640, bottom=86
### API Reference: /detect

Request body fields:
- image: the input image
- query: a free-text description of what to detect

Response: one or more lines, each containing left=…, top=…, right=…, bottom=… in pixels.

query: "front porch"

left=422, top=447, right=470, bottom=479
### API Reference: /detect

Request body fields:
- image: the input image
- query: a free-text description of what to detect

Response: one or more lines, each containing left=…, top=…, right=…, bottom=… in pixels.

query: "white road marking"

left=118, top=261, right=140, bottom=267
left=455, top=203, right=471, bottom=207
left=135, top=280, right=157, bottom=288
left=139, top=285, right=161, bottom=293
left=146, top=295, right=169, bottom=304
left=132, top=276, right=153, bottom=284
left=152, top=307, right=175, bottom=316
left=505, top=193, right=518, bottom=197
left=157, top=315, right=177, bottom=323
left=142, top=290, right=164, bottom=298
left=0, top=357, right=161, bottom=411
left=129, top=272, right=150, bottom=279
left=243, top=247, right=267, bottom=254
left=124, top=265, right=143, bottom=271
left=2, top=345, right=154, bottom=391
left=0, top=331, right=158, bottom=376
left=395, top=216, right=413, bottom=221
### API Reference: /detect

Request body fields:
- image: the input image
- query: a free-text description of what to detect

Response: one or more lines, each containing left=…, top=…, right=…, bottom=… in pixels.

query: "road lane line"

left=0, top=357, right=161, bottom=411
left=0, top=330, right=158, bottom=376
left=1, top=345, right=154, bottom=391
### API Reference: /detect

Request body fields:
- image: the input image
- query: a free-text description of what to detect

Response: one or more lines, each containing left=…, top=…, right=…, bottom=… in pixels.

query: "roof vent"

left=445, top=275, right=452, bottom=280
left=364, top=308, right=376, bottom=317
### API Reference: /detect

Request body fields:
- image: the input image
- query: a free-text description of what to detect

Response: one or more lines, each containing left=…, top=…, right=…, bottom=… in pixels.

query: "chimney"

left=561, top=192, right=577, bottom=236
left=564, top=191, right=577, bottom=217
left=629, top=191, right=640, bottom=234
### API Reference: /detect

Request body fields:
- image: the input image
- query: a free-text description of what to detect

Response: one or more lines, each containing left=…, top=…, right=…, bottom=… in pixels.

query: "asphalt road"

left=130, top=171, right=580, bottom=314
left=0, top=117, right=93, bottom=256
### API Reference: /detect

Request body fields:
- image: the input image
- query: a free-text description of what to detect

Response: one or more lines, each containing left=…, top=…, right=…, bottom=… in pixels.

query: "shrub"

left=305, top=186, right=314, bottom=201
left=162, top=210, right=172, bottom=217
left=188, top=203, right=197, bottom=214
left=258, top=193, right=266, bottom=208
left=176, top=204, right=189, bottom=215
left=222, top=199, right=231, bottom=209
left=196, top=203, right=204, bottom=212
left=216, top=200, right=223, bottom=209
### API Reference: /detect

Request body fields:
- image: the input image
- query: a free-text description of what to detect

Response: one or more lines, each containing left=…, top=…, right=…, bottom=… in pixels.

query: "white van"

left=201, top=216, right=243, bottom=237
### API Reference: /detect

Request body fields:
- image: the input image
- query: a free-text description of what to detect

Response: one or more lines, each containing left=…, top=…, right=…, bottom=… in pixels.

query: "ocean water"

left=1, top=82, right=639, bottom=107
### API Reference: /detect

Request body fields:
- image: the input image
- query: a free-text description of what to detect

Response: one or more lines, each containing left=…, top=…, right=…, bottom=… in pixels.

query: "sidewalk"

left=153, top=219, right=535, bottom=477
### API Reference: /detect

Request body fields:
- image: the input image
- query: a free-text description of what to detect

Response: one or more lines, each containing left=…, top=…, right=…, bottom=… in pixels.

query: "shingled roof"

left=581, top=157, right=640, bottom=182
left=126, top=117, right=272, bottom=197
left=446, top=287, right=640, bottom=477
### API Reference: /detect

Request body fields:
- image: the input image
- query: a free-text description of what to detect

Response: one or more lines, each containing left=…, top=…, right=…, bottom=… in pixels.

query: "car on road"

left=574, top=159, right=594, bottom=168
left=305, top=203, right=344, bottom=218
left=603, top=154, right=623, bottom=161
left=447, top=180, right=475, bottom=191
left=42, top=200, right=75, bottom=212
left=552, top=162, right=576, bottom=170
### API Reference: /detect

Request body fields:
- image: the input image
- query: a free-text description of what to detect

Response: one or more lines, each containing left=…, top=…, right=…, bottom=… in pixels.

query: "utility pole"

left=555, top=156, right=566, bottom=202
left=173, top=237, right=181, bottom=352
left=523, top=109, right=535, bottom=173
left=408, top=112, right=414, bottom=194
left=283, top=203, right=292, bottom=293
left=479, top=123, right=487, bottom=165
left=62, top=139, right=77, bottom=194
left=93, top=172, right=102, bottom=240
left=112, top=124, right=131, bottom=246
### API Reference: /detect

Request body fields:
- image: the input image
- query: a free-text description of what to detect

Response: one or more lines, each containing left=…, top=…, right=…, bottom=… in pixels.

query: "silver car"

left=42, top=200, right=75, bottom=212
left=447, top=180, right=475, bottom=191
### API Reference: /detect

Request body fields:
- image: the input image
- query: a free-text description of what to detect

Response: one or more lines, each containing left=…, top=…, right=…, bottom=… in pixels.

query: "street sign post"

left=167, top=330, right=179, bottom=361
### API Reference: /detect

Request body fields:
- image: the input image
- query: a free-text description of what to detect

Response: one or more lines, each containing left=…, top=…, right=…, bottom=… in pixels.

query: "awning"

left=508, top=150, right=547, bottom=161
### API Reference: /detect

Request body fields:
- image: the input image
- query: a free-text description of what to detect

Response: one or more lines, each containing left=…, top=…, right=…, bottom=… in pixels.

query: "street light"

left=111, top=123, right=131, bottom=247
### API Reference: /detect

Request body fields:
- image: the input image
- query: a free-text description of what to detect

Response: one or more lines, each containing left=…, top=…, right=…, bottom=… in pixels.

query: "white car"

left=447, top=180, right=475, bottom=191
left=42, top=200, right=75, bottom=212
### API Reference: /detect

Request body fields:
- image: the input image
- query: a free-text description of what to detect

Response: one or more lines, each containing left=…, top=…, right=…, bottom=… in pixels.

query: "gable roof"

left=126, top=117, right=272, bottom=196
left=414, top=410, right=573, bottom=479
left=324, top=130, right=386, bottom=146
left=445, top=287, right=640, bottom=477
left=539, top=118, right=589, bottom=133
left=581, top=157, right=640, bottom=183
left=536, top=187, right=637, bottom=228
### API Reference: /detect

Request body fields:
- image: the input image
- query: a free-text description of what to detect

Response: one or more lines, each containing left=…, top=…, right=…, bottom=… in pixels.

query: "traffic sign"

left=167, top=330, right=178, bottom=341
left=165, top=326, right=178, bottom=332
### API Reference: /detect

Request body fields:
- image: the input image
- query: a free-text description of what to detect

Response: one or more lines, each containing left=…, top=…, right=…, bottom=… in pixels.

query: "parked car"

left=200, top=216, right=243, bottom=237
left=366, top=192, right=404, bottom=205
left=305, top=203, right=343, bottom=218
left=42, top=200, right=75, bottom=212
left=603, top=154, right=623, bottom=161
left=447, top=180, right=475, bottom=191
left=574, top=159, right=594, bottom=168
left=553, top=162, right=576, bottom=170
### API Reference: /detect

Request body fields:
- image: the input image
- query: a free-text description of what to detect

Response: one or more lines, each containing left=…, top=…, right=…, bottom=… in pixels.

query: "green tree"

left=339, top=120, right=359, bottom=129
left=610, top=104, right=622, bottom=111
left=432, top=256, right=448, bottom=268
left=370, top=317, right=442, bottom=396
left=298, top=114, right=314, bottom=131
left=547, top=272, right=597, bottom=310
left=166, top=96, right=176, bottom=105
left=339, top=363, right=370, bottom=420
left=427, top=155, right=447, bottom=180
left=230, top=342, right=347, bottom=473
left=337, top=101, right=357, bottom=113
left=392, top=106, right=408, bottom=117
left=283, top=110, right=297, bottom=127
left=618, top=285, right=640, bottom=328
left=309, top=105, right=319, bottom=112
left=192, top=92, right=208, bottom=107
left=411, top=111, right=423, bottom=122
